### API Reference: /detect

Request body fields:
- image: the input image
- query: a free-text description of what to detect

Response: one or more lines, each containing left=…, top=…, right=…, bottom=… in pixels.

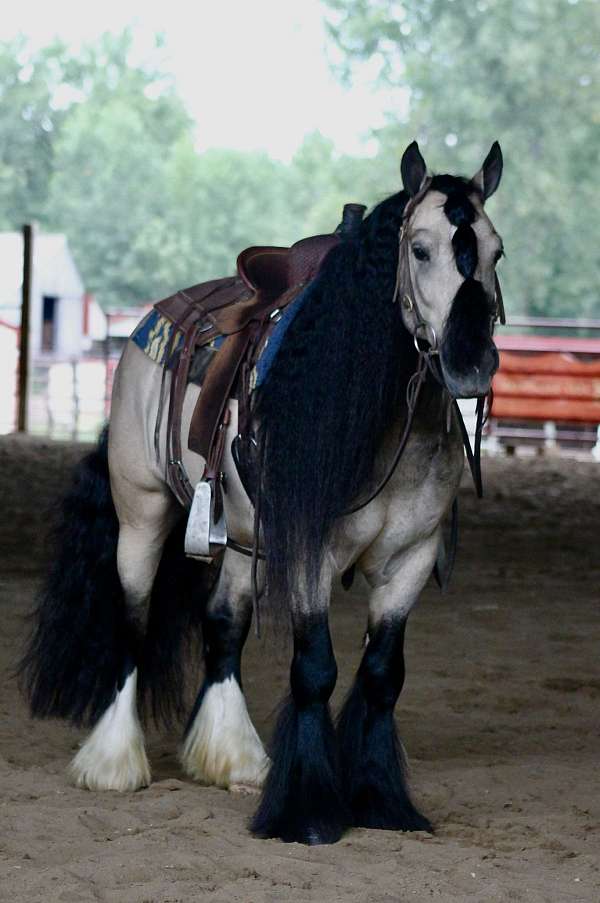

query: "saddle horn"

left=338, top=203, right=367, bottom=239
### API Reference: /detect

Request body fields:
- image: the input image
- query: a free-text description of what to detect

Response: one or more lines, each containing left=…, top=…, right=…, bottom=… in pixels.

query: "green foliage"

left=0, top=33, right=385, bottom=308
left=0, top=37, right=69, bottom=228
left=3, top=9, right=598, bottom=318
left=324, top=0, right=600, bottom=316
left=288, top=133, right=400, bottom=235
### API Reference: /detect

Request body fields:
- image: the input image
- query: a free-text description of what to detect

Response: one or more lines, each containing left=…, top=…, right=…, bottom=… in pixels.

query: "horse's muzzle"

left=440, top=340, right=499, bottom=399
left=439, top=279, right=499, bottom=399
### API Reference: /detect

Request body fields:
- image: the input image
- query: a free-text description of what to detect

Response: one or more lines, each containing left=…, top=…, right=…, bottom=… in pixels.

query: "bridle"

left=394, top=176, right=505, bottom=348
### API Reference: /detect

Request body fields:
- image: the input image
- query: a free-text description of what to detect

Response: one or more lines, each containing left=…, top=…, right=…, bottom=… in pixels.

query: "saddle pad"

left=131, top=309, right=224, bottom=370
left=131, top=310, right=181, bottom=365
left=252, top=281, right=313, bottom=389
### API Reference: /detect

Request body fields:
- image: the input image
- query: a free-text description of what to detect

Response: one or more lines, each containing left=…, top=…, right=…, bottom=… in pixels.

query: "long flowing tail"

left=20, top=427, right=216, bottom=729
left=19, top=427, right=128, bottom=727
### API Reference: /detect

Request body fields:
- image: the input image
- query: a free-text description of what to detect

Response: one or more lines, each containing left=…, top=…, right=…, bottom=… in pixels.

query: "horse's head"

left=397, top=141, right=504, bottom=398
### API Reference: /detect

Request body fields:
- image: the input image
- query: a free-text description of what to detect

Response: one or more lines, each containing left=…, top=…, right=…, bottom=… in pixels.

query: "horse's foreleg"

left=251, top=575, right=348, bottom=844
left=71, top=486, right=178, bottom=792
left=337, top=533, right=439, bottom=832
left=181, top=550, right=269, bottom=792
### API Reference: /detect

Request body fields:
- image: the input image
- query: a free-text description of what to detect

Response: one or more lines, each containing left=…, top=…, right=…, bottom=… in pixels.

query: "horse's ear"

left=401, top=141, right=428, bottom=197
left=471, top=141, right=503, bottom=200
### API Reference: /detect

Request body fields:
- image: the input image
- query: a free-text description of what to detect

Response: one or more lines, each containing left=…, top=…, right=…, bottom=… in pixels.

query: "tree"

left=288, top=132, right=400, bottom=236
left=44, top=32, right=194, bottom=307
left=1, top=32, right=199, bottom=307
left=324, top=0, right=600, bottom=316
left=0, top=37, right=73, bottom=228
left=2, top=34, right=359, bottom=308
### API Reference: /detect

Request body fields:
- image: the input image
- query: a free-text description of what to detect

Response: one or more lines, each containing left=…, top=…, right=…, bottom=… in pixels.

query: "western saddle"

left=151, top=204, right=367, bottom=560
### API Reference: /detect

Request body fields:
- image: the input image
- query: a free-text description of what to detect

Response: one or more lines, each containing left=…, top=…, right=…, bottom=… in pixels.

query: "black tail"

left=19, top=427, right=129, bottom=727
left=20, top=427, right=216, bottom=729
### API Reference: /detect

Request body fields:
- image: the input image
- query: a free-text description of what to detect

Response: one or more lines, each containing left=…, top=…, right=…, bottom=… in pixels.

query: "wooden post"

left=17, top=224, right=33, bottom=432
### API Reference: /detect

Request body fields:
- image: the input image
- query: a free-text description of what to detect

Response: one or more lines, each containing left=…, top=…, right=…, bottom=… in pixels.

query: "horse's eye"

left=412, top=245, right=430, bottom=262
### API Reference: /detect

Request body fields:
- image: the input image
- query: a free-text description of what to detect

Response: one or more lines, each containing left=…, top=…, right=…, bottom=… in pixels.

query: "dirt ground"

left=0, top=434, right=598, bottom=903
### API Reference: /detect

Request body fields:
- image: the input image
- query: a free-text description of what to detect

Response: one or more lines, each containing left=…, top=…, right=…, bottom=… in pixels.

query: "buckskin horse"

left=22, top=141, right=505, bottom=845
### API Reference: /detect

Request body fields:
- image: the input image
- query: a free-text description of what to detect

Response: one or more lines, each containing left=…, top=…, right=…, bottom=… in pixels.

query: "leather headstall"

left=388, top=180, right=504, bottom=499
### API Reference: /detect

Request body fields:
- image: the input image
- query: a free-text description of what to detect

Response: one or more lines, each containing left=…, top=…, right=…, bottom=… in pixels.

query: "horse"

left=21, top=140, right=505, bottom=845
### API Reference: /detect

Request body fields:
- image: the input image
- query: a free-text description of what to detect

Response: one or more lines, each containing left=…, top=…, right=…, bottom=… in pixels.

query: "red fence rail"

left=489, top=320, right=600, bottom=455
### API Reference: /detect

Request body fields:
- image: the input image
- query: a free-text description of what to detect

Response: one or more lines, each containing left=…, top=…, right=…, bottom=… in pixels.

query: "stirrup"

left=184, top=477, right=227, bottom=561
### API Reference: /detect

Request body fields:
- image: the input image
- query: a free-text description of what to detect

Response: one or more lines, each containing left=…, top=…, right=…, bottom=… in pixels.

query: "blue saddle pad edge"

left=254, top=281, right=314, bottom=389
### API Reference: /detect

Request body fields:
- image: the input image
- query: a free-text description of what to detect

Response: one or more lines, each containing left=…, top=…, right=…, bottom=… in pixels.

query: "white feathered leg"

left=70, top=669, right=150, bottom=792
left=181, top=675, right=269, bottom=792
left=181, top=550, right=269, bottom=792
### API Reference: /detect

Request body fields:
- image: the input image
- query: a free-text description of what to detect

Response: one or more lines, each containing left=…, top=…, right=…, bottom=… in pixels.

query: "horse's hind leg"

left=337, top=534, right=439, bottom=832
left=71, top=476, right=179, bottom=792
left=181, top=550, right=269, bottom=792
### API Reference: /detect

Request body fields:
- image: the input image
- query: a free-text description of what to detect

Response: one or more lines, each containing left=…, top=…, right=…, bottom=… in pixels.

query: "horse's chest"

left=333, top=430, right=463, bottom=578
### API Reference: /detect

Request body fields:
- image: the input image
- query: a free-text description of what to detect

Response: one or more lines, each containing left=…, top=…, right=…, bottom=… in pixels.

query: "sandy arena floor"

left=0, top=435, right=598, bottom=902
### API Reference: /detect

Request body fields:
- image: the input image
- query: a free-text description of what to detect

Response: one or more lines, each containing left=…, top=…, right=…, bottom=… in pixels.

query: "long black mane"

left=253, top=189, right=419, bottom=610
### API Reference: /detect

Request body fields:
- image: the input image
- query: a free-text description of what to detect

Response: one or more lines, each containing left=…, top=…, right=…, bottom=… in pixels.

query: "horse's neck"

left=376, top=380, right=450, bottom=469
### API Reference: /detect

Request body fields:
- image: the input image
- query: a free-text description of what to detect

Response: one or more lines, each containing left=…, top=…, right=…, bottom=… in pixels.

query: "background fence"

left=3, top=315, right=600, bottom=457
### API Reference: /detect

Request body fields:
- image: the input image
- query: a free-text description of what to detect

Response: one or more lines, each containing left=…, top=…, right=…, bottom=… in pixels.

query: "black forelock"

left=429, top=174, right=478, bottom=227
left=429, top=174, right=480, bottom=277
left=452, top=223, right=478, bottom=279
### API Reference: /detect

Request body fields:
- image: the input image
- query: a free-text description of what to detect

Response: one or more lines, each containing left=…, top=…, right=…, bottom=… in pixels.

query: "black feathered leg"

left=337, top=617, right=432, bottom=832
left=251, top=613, right=349, bottom=844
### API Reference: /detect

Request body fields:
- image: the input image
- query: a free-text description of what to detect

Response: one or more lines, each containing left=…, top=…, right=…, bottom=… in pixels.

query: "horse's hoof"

left=281, top=822, right=346, bottom=845
left=70, top=747, right=151, bottom=793
left=252, top=814, right=347, bottom=845
left=181, top=678, right=269, bottom=790
left=229, top=782, right=262, bottom=796
left=296, top=824, right=345, bottom=846
left=353, top=807, right=432, bottom=833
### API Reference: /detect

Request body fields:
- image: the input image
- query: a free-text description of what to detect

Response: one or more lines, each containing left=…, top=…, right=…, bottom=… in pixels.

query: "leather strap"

left=166, top=320, right=201, bottom=506
left=343, top=351, right=429, bottom=515
left=155, top=278, right=248, bottom=325
left=434, top=497, right=459, bottom=592
left=188, top=326, right=255, bottom=459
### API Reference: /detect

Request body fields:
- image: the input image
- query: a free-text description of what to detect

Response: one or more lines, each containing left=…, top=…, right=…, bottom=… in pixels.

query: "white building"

left=0, top=231, right=106, bottom=358
left=0, top=232, right=108, bottom=436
